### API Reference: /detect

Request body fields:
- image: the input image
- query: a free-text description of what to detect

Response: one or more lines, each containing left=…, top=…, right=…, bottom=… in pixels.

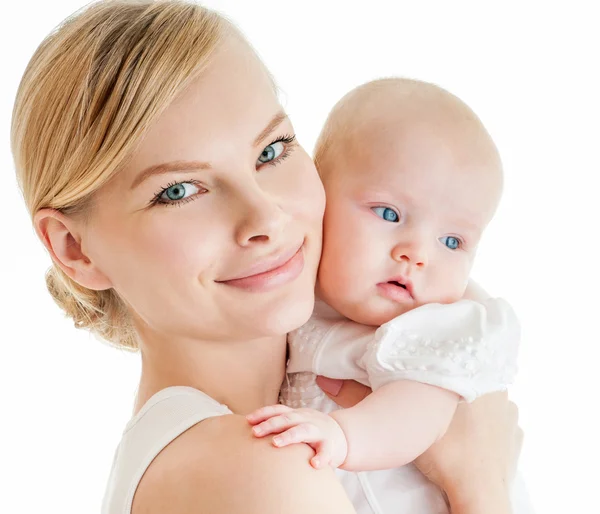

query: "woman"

left=11, top=1, right=521, bottom=513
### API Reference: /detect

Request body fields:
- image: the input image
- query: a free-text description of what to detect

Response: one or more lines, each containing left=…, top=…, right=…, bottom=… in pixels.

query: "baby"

left=247, top=78, right=520, bottom=473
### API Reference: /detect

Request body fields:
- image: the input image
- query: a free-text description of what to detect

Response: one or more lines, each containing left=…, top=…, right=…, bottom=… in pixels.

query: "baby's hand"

left=246, top=405, right=348, bottom=469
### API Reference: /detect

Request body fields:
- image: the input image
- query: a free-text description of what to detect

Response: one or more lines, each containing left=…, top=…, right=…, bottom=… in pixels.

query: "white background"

left=1, top=1, right=598, bottom=512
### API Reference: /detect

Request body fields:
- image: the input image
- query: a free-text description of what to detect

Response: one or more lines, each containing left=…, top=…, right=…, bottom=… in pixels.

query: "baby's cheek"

left=318, top=241, right=345, bottom=292
left=434, top=263, right=471, bottom=301
left=316, top=242, right=359, bottom=316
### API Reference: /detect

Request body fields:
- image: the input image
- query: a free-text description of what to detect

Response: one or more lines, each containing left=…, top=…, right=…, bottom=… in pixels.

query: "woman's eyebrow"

left=253, top=111, right=288, bottom=147
left=131, top=111, right=289, bottom=190
left=130, top=160, right=211, bottom=190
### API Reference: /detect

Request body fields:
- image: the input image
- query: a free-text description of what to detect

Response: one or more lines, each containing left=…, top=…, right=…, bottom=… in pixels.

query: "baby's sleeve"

left=363, top=299, right=520, bottom=402
left=287, top=316, right=336, bottom=375
left=287, top=315, right=374, bottom=383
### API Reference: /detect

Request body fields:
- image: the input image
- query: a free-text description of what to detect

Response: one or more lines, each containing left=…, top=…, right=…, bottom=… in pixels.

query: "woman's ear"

left=33, top=208, right=113, bottom=291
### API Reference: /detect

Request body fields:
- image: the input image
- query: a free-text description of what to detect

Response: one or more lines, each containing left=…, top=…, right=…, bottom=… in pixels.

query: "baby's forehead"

left=326, top=79, right=494, bottom=160
left=342, top=117, right=484, bottom=177
left=316, top=79, right=503, bottom=231
left=351, top=167, right=492, bottom=236
left=329, top=122, right=501, bottom=230
left=338, top=99, right=500, bottom=182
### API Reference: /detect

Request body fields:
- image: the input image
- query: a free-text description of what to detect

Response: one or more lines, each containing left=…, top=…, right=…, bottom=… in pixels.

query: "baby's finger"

left=251, top=411, right=306, bottom=437
left=272, top=423, right=321, bottom=448
left=311, top=441, right=333, bottom=469
left=246, top=404, right=293, bottom=425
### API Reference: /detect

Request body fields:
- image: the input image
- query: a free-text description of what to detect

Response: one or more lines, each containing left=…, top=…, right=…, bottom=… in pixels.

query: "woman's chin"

left=258, top=291, right=316, bottom=336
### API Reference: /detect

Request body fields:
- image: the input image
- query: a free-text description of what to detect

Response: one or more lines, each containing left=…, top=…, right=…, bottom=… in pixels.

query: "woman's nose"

left=234, top=186, right=289, bottom=246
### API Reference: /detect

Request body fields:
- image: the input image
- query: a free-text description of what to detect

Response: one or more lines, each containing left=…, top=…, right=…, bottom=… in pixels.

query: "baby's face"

left=317, top=120, right=501, bottom=326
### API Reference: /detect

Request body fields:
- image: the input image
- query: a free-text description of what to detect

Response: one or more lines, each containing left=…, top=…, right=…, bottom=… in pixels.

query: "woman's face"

left=80, top=35, right=325, bottom=342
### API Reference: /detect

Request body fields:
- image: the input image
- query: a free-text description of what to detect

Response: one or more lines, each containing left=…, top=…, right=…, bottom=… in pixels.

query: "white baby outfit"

left=281, top=297, right=530, bottom=514
left=286, top=298, right=520, bottom=402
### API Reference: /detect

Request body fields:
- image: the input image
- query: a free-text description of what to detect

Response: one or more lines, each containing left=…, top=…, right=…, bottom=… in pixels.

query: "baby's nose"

left=391, top=241, right=427, bottom=268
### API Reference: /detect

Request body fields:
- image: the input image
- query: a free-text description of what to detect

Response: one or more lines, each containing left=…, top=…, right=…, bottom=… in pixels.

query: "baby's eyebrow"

left=453, top=218, right=479, bottom=230
left=451, top=221, right=484, bottom=240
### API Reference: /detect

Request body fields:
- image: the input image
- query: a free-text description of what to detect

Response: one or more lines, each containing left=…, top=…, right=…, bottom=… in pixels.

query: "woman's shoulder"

left=103, top=386, right=232, bottom=513
left=132, top=409, right=356, bottom=514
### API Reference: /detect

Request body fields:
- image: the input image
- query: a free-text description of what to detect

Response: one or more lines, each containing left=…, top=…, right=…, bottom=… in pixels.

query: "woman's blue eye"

left=372, top=206, right=400, bottom=222
left=257, top=141, right=284, bottom=164
left=440, top=236, right=461, bottom=250
left=159, top=182, right=201, bottom=203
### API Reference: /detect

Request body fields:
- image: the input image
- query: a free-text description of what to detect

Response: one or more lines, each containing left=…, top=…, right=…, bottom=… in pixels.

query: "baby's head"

left=315, top=78, right=503, bottom=326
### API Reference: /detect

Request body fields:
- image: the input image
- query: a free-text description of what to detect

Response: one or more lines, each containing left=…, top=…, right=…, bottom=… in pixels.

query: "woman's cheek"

left=292, top=163, right=326, bottom=224
left=304, top=159, right=326, bottom=214
left=137, top=212, right=225, bottom=287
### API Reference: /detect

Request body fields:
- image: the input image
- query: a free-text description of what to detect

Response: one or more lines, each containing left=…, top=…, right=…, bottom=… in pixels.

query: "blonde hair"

left=11, top=0, right=232, bottom=350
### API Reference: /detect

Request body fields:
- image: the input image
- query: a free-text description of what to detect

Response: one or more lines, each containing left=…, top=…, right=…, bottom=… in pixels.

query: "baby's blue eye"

left=440, top=236, right=461, bottom=250
left=372, top=206, right=400, bottom=222
left=257, top=141, right=284, bottom=164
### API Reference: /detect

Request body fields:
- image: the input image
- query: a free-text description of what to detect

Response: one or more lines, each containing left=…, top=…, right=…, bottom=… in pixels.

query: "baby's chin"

left=331, top=291, right=467, bottom=326
left=330, top=297, right=419, bottom=327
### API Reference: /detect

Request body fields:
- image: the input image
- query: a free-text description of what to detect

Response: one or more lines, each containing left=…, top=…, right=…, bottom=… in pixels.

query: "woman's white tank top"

left=101, top=386, right=231, bottom=513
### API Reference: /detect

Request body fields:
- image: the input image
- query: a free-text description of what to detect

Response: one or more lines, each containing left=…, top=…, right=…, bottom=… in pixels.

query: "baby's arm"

left=330, top=380, right=458, bottom=471
left=251, top=298, right=519, bottom=471
left=247, top=380, right=457, bottom=471
left=324, top=295, right=519, bottom=470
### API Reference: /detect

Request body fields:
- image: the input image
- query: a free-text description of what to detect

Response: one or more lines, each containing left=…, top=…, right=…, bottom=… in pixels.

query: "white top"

left=287, top=298, right=520, bottom=402
left=101, top=386, right=231, bottom=514
left=103, top=385, right=533, bottom=514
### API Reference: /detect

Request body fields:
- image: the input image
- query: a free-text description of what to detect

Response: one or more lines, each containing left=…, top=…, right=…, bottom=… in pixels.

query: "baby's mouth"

left=379, top=276, right=415, bottom=300
left=387, top=280, right=406, bottom=289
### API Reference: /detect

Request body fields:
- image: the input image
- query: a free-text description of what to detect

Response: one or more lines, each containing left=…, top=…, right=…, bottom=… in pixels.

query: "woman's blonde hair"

left=11, top=0, right=232, bottom=350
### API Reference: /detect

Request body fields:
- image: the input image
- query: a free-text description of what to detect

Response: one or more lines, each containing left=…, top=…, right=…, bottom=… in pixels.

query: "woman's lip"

left=219, top=242, right=304, bottom=280
left=216, top=243, right=305, bottom=292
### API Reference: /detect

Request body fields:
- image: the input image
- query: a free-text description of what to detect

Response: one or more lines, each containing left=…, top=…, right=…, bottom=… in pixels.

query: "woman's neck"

left=135, top=331, right=287, bottom=416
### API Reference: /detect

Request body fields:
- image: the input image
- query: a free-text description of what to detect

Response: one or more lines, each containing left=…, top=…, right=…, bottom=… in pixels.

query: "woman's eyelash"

left=261, top=134, right=297, bottom=168
left=150, top=179, right=204, bottom=208
left=270, top=134, right=296, bottom=146
left=148, top=134, right=297, bottom=208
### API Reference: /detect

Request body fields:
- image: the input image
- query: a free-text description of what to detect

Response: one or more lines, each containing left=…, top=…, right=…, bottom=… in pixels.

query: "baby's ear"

left=33, top=208, right=113, bottom=291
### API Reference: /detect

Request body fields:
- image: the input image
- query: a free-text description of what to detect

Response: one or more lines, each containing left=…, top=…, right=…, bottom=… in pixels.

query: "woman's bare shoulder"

left=132, top=413, right=356, bottom=514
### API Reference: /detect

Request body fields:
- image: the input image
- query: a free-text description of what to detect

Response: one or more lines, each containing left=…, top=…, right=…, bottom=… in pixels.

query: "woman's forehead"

left=126, top=35, right=282, bottom=173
